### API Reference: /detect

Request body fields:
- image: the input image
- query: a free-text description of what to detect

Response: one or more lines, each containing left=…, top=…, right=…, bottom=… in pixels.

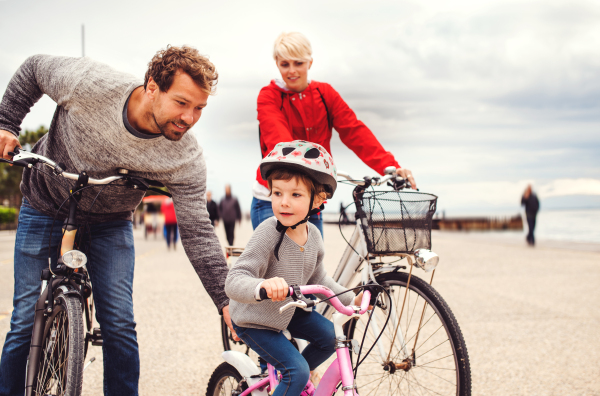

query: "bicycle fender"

left=55, top=285, right=83, bottom=305
left=222, top=351, right=261, bottom=377
left=372, top=265, right=407, bottom=277
left=221, top=351, right=268, bottom=395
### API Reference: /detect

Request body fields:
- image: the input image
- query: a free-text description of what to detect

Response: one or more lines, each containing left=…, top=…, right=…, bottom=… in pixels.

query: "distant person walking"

left=340, top=202, right=349, bottom=223
left=219, top=184, right=242, bottom=246
left=521, top=185, right=540, bottom=246
left=161, top=198, right=178, bottom=250
left=207, top=190, right=220, bottom=227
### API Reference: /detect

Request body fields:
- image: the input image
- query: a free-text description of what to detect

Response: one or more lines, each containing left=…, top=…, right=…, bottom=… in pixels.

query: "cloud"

left=538, top=178, right=600, bottom=197
left=1, top=0, right=599, bottom=214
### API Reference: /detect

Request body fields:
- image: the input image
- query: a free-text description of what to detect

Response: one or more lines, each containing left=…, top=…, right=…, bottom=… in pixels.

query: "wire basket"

left=356, top=190, right=438, bottom=255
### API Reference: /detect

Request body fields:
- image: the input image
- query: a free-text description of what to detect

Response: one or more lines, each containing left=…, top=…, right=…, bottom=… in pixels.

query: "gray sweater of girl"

left=0, top=55, right=229, bottom=313
left=225, top=217, right=354, bottom=331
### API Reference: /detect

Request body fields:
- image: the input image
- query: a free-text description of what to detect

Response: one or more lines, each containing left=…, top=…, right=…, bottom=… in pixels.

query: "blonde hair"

left=273, top=32, right=312, bottom=61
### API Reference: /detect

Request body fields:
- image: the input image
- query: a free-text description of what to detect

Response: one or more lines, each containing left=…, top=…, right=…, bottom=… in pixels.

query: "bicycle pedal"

left=91, top=327, right=103, bottom=346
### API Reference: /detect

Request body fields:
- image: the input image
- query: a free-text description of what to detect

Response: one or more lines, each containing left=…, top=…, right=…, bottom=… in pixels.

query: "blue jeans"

left=232, top=309, right=336, bottom=396
left=251, top=197, right=323, bottom=238
left=0, top=201, right=139, bottom=396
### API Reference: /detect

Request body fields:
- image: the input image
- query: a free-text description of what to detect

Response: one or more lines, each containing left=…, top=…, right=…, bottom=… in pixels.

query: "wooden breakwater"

left=432, top=215, right=523, bottom=231
left=324, top=213, right=524, bottom=231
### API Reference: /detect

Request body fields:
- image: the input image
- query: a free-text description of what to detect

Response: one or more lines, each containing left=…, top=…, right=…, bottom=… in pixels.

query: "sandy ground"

left=1, top=221, right=599, bottom=395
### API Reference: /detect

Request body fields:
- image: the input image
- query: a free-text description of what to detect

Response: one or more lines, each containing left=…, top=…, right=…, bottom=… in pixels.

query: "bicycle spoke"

left=414, top=365, right=456, bottom=387
left=418, top=353, right=456, bottom=367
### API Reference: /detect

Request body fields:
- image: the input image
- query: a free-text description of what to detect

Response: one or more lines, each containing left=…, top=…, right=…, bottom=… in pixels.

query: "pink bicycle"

left=206, top=285, right=385, bottom=396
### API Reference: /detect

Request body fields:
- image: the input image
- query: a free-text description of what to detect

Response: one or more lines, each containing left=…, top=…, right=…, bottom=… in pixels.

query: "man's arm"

left=0, top=55, right=88, bottom=160
left=0, top=55, right=88, bottom=138
left=166, top=161, right=229, bottom=314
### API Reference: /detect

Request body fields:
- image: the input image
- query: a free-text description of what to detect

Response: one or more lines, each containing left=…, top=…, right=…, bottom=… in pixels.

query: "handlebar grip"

left=258, top=287, right=291, bottom=301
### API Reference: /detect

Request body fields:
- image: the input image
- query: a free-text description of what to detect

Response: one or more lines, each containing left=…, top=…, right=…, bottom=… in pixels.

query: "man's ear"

left=146, top=77, right=159, bottom=100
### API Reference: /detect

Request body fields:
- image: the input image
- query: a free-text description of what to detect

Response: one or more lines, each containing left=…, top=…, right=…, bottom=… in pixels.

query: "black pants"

left=526, top=215, right=536, bottom=245
left=165, top=224, right=178, bottom=248
left=224, top=221, right=236, bottom=246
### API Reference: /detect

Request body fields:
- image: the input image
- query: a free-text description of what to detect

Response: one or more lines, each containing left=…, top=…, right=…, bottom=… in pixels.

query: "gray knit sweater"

left=0, top=55, right=229, bottom=313
left=225, top=217, right=354, bottom=331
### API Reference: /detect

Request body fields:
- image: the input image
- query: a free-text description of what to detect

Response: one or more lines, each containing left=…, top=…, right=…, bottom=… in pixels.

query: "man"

left=521, top=185, right=540, bottom=246
left=206, top=190, right=219, bottom=227
left=0, top=46, right=235, bottom=396
left=219, top=184, right=241, bottom=246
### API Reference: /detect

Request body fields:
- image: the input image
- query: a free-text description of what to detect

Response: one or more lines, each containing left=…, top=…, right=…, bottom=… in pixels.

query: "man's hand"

left=222, top=305, right=240, bottom=341
left=261, top=277, right=289, bottom=301
left=0, top=130, right=20, bottom=160
left=396, top=168, right=417, bottom=190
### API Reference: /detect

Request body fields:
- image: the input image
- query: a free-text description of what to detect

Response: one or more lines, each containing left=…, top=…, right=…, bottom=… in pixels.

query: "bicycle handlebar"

left=4, top=148, right=170, bottom=195
left=258, top=285, right=371, bottom=316
left=337, top=169, right=412, bottom=190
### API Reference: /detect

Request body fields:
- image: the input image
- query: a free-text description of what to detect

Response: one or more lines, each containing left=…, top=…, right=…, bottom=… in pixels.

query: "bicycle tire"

left=32, top=293, right=84, bottom=396
left=205, top=362, right=247, bottom=396
left=83, top=297, right=93, bottom=358
left=348, top=271, right=471, bottom=396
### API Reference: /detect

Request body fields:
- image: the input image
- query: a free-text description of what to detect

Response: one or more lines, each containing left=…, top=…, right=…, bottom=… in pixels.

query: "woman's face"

left=276, top=57, right=312, bottom=93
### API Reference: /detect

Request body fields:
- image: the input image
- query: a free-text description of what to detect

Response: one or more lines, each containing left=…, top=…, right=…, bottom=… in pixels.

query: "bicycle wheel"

left=205, top=362, right=247, bottom=396
left=33, top=293, right=84, bottom=396
left=221, top=317, right=260, bottom=364
left=348, top=271, right=471, bottom=396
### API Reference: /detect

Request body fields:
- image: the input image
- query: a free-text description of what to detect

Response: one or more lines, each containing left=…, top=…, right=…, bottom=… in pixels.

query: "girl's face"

left=271, top=177, right=323, bottom=227
left=276, top=57, right=312, bottom=93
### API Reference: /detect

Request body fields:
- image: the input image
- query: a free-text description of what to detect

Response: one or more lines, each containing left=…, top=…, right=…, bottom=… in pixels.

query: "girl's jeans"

left=0, top=200, right=140, bottom=396
left=232, top=309, right=336, bottom=396
left=250, top=197, right=323, bottom=238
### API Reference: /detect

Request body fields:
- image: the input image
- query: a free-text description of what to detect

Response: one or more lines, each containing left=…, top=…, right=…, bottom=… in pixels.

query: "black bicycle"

left=2, top=148, right=170, bottom=396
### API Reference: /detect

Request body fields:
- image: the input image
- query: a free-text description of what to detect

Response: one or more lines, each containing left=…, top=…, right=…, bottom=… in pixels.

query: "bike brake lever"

left=279, top=301, right=307, bottom=314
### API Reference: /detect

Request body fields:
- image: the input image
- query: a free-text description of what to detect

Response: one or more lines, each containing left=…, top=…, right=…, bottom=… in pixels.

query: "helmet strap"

left=274, top=191, right=324, bottom=261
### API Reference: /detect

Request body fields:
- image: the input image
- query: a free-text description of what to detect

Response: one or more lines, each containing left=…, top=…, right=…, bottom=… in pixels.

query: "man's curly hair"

left=144, top=45, right=218, bottom=94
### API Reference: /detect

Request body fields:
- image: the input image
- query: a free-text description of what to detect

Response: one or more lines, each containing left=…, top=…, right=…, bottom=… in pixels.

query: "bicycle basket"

left=355, top=190, right=437, bottom=255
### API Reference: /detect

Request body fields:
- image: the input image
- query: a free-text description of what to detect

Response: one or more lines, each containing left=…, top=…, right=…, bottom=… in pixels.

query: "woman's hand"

left=396, top=168, right=417, bottom=190
left=261, top=277, right=289, bottom=301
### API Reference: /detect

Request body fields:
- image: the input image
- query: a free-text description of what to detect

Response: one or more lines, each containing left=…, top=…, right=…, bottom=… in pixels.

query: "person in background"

left=207, top=190, right=220, bottom=227
left=219, top=184, right=242, bottom=246
left=251, top=32, right=418, bottom=236
left=161, top=197, right=178, bottom=250
left=521, top=185, right=540, bottom=246
left=339, top=202, right=349, bottom=224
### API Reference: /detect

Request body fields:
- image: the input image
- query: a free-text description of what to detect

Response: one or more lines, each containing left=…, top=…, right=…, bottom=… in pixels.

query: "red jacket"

left=256, top=80, right=400, bottom=188
left=161, top=199, right=177, bottom=225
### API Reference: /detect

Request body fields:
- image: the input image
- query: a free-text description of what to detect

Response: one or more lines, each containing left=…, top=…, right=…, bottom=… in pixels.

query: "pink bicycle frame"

left=238, top=285, right=370, bottom=396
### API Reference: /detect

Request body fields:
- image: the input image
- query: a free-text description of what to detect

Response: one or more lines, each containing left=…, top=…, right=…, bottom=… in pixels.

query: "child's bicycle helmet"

left=260, top=140, right=337, bottom=260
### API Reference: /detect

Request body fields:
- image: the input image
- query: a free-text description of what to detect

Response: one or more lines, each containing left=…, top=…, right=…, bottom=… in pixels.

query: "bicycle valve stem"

left=61, top=229, right=77, bottom=255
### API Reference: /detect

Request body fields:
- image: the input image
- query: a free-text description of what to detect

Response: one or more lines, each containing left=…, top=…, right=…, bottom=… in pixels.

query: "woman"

left=251, top=32, right=417, bottom=234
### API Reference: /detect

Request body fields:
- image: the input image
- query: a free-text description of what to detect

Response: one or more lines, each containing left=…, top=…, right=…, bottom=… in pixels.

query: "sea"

left=521, top=208, right=600, bottom=244
left=323, top=208, right=600, bottom=245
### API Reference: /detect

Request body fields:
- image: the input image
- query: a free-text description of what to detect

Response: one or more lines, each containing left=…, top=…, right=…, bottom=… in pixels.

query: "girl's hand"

left=355, top=292, right=374, bottom=310
left=262, top=277, right=289, bottom=301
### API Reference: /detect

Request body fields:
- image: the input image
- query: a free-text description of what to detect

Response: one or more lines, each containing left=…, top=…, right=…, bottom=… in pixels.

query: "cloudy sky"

left=1, top=0, right=599, bottom=215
